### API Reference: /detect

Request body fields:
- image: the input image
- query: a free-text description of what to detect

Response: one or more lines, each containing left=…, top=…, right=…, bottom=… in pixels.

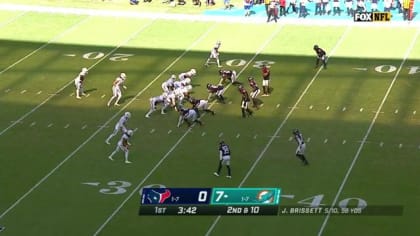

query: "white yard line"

left=92, top=24, right=285, bottom=236
left=205, top=25, right=352, bottom=236
left=0, top=20, right=216, bottom=220
left=0, top=10, right=27, bottom=28
left=317, top=28, right=420, bottom=236
left=0, top=16, right=91, bottom=136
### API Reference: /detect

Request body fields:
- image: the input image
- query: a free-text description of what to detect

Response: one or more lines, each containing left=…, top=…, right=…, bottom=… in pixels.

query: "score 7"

left=214, top=190, right=225, bottom=202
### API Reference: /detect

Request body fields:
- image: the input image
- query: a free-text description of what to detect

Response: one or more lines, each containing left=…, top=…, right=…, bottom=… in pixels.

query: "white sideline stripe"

left=0, top=16, right=91, bottom=137
left=0, top=20, right=216, bottom=223
left=0, top=17, right=163, bottom=219
left=94, top=24, right=285, bottom=236
left=317, top=29, right=420, bottom=236
left=205, top=25, right=352, bottom=236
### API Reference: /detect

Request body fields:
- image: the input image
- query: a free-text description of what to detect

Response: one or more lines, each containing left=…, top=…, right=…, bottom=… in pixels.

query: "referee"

left=213, top=141, right=232, bottom=178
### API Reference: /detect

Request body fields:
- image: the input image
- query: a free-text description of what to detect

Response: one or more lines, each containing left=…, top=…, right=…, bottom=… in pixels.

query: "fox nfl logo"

left=354, top=12, right=391, bottom=22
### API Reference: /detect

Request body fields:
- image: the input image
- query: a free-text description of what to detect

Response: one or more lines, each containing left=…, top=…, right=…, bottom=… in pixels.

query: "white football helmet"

left=183, top=78, right=191, bottom=85
left=124, top=111, right=131, bottom=118
left=81, top=67, right=88, bottom=74
left=120, top=73, right=127, bottom=80
left=185, top=85, right=193, bottom=92
left=127, top=129, right=134, bottom=136
left=189, top=69, right=196, bottom=76
left=170, top=74, right=176, bottom=80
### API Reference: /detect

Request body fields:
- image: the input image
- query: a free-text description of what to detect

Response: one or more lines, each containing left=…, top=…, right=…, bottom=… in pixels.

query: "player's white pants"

left=109, top=143, right=129, bottom=162
left=296, top=143, right=306, bottom=155
left=241, top=100, right=250, bottom=109
left=262, top=79, right=269, bottom=87
left=107, top=86, right=122, bottom=106
left=106, top=124, right=126, bottom=143
left=220, top=155, right=231, bottom=165
left=197, top=100, right=209, bottom=110
left=250, top=89, right=260, bottom=99
left=75, top=80, right=83, bottom=97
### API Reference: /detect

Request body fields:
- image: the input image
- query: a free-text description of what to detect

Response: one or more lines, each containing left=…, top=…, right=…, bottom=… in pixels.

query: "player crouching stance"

left=177, top=108, right=203, bottom=128
left=188, top=96, right=215, bottom=116
left=219, top=69, right=239, bottom=85
left=108, top=129, right=133, bottom=164
left=145, top=93, right=167, bottom=118
left=207, top=83, right=225, bottom=103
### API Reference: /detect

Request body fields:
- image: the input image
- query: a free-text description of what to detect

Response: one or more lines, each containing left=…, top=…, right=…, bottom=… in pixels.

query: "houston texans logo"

left=146, top=189, right=172, bottom=204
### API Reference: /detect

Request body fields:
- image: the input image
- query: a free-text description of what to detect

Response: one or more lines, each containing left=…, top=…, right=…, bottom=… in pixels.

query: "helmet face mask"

left=293, top=129, right=299, bottom=135
left=120, top=73, right=127, bottom=80
left=127, top=129, right=133, bottom=136
left=125, top=112, right=131, bottom=118
left=313, top=45, right=319, bottom=50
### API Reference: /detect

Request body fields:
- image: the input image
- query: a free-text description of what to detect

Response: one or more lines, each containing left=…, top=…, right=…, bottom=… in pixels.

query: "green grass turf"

left=0, top=6, right=419, bottom=236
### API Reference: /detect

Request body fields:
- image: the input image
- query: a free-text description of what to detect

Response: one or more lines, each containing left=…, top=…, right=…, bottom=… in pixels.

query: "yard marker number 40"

left=295, top=194, right=367, bottom=209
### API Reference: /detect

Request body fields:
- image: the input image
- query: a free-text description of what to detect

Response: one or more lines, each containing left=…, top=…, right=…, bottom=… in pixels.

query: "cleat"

left=81, top=93, right=87, bottom=96
left=114, top=103, right=120, bottom=106
left=76, top=96, right=81, bottom=99
left=108, top=156, right=114, bottom=161
left=125, top=160, right=132, bottom=164
left=105, top=140, right=110, bottom=145
left=218, top=65, right=222, bottom=68
left=145, top=115, right=150, bottom=118
left=226, top=175, right=232, bottom=178
left=161, top=111, right=166, bottom=115
left=213, top=172, right=219, bottom=177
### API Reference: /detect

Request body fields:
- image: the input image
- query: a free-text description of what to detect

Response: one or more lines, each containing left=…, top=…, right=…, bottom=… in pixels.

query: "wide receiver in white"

left=107, top=72, right=127, bottom=107
left=108, top=129, right=133, bottom=164
left=205, top=40, right=222, bottom=68
left=74, top=67, right=88, bottom=99
left=106, top=111, right=131, bottom=144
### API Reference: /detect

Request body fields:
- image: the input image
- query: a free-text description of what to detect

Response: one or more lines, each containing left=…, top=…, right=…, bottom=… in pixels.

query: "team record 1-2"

left=139, top=187, right=281, bottom=215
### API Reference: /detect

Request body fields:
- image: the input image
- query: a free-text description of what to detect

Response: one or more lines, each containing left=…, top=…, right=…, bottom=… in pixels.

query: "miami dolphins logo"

left=256, top=190, right=274, bottom=204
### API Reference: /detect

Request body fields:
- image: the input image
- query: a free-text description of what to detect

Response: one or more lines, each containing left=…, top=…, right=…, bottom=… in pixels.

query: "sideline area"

left=0, top=2, right=419, bottom=26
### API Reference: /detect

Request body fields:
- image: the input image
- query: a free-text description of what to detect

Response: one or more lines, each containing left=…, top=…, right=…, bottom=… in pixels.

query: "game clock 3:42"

left=177, top=206, right=198, bottom=215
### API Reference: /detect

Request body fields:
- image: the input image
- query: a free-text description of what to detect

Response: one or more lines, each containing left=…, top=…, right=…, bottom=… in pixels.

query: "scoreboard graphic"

left=139, top=187, right=281, bottom=215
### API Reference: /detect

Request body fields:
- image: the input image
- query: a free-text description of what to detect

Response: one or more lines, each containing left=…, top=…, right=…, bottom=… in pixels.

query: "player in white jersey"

left=105, top=112, right=131, bottom=144
left=107, top=73, right=127, bottom=107
left=161, top=74, right=176, bottom=93
left=177, top=108, right=202, bottom=128
left=74, top=67, right=88, bottom=99
left=145, top=93, right=167, bottom=118
left=161, top=91, right=177, bottom=114
left=108, top=129, right=133, bottom=164
left=178, top=69, right=196, bottom=81
left=293, top=129, right=309, bottom=165
left=205, top=40, right=222, bottom=67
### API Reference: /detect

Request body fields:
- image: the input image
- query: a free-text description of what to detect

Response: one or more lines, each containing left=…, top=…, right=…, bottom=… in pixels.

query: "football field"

left=0, top=4, right=419, bottom=236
